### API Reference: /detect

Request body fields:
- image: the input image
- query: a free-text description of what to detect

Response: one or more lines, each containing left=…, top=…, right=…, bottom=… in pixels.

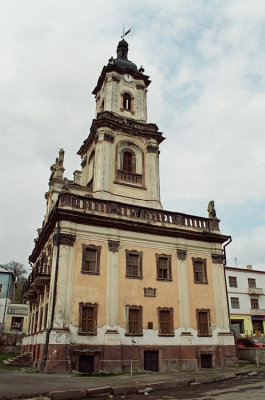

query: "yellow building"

left=5, top=304, right=29, bottom=334
left=22, top=39, right=236, bottom=373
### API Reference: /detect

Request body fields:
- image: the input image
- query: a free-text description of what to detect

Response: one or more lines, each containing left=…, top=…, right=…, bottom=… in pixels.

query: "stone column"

left=93, top=131, right=114, bottom=197
left=106, top=240, right=120, bottom=327
left=177, top=249, right=191, bottom=329
left=211, top=254, right=230, bottom=330
left=146, top=144, right=161, bottom=203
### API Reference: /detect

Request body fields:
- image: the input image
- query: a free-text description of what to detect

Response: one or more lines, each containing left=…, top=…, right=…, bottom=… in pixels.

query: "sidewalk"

left=0, top=364, right=264, bottom=400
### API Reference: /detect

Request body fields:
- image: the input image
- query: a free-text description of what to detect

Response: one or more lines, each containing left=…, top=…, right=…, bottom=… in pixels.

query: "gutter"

left=43, top=220, right=60, bottom=371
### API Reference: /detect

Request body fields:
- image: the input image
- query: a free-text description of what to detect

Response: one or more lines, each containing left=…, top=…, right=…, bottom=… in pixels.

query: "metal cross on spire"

left=121, top=24, right=132, bottom=39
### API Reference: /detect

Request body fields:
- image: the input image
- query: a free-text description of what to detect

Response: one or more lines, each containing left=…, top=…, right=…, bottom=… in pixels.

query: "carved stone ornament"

left=211, top=253, right=224, bottom=264
left=146, top=144, right=159, bottom=153
left=177, top=249, right=187, bottom=261
left=95, top=135, right=99, bottom=144
left=104, top=132, right=114, bottom=143
left=108, top=240, right=120, bottom=253
left=136, top=83, right=145, bottom=90
left=144, top=287, right=156, bottom=297
left=53, top=233, right=76, bottom=246
left=207, top=200, right=217, bottom=218
left=112, top=75, right=120, bottom=83
left=81, top=156, right=87, bottom=167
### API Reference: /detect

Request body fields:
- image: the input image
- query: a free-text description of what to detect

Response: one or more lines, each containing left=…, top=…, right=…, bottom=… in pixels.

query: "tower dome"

left=113, top=39, right=138, bottom=72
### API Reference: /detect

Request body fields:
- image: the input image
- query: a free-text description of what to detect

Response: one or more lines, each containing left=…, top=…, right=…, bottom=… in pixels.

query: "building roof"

left=225, top=266, right=265, bottom=275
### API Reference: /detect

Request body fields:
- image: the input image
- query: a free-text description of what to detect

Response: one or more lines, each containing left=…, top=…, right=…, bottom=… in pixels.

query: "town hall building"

left=22, top=38, right=236, bottom=373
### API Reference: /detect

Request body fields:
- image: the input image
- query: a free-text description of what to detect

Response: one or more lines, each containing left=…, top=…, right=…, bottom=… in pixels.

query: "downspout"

left=43, top=220, right=60, bottom=371
left=2, top=273, right=11, bottom=324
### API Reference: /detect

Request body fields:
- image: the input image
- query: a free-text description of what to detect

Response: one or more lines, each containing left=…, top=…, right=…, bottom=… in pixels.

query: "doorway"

left=201, top=354, right=212, bottom=368
left=79, top=355, right=94, bottom=373
left=144, top=351, right=159, bottom=372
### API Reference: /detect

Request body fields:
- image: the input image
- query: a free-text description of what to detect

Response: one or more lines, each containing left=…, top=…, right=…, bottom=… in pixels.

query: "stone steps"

left=4, top=352, right=33, bottom=367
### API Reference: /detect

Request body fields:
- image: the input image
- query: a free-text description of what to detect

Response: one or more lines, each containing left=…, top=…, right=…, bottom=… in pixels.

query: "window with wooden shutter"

left=79, top=302, right=98, bottom=335
left=82, top=245, right=101, bottom=275
left=158, top=307, right=174, bottom=336
left=193, top=258, right=208, bottom=284
left=126, top=305, right=143, bottom=335
left=196, top=309, right=211, bottom=336
left=250, top=298, right=259, bottom=309
left=126, top=250, right=143, bottom=279
left=156, top=254, right=172, bottom=281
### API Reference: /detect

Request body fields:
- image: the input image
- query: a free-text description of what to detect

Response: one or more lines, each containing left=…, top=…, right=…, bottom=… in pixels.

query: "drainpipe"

left=2, top=273, right=11, bottom=325
left=43, top=221, right=60, bottom=371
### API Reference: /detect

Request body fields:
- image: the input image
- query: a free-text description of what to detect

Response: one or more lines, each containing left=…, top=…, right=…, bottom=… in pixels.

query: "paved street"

left=118, top=374, right=265, bottom=400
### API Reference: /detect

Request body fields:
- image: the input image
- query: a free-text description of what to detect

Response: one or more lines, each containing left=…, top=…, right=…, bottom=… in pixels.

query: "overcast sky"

left=1, top=0, right=265, bottom=273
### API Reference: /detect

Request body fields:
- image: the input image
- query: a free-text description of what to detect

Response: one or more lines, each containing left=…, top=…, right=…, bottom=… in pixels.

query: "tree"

left=0, top=260, right=28, bottom=282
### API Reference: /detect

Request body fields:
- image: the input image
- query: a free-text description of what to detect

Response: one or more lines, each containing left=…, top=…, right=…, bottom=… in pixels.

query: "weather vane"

left=121, top=24, right=132, bottom=39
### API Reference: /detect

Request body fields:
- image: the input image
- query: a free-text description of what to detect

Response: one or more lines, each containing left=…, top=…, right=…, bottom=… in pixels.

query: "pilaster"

left=106, top=240, right=120, bottom=327
left=211, top=253, right=230, bottom=330
left=176, top=249, right=191, bottom=329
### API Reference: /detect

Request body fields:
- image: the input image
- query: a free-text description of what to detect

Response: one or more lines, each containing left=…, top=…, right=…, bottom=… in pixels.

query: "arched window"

left=123, top=151, right=133, bottom=172
left=123, top=93, right=132, bottom=111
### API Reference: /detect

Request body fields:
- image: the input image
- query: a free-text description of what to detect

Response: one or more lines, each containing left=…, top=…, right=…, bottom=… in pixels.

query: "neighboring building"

left=0, top=267, right=15, bottom=332
left=225, top=265, right=265, bottom=337
left=22, top=39, right=236, bottom=373
left=4, top=304, right=29, bottom=334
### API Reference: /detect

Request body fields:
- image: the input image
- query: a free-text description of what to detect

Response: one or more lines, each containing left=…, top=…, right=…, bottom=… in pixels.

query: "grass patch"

left=0, top=353, right=20, bottom=370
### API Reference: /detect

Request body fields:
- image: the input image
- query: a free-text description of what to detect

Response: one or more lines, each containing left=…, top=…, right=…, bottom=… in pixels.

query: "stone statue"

left=49, top=148, right=65, bottom=182
left=207, top=200, right=216, bottom=218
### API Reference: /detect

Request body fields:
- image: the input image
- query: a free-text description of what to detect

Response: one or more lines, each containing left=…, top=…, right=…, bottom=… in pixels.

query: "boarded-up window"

left=126, top=250, right=143, bottom=278
left=197, top=309, right=211, bottom=336
left=79, top=302, right=98, bottom=335
left=126, top=305, right=143, bottom=335
left=193, top=258, right=207, bottom=284
left=82, top=245, right=101, bottom=274
left=156, top=254, right=172, bottom=281
left=158, top=307, right=174, bottom=335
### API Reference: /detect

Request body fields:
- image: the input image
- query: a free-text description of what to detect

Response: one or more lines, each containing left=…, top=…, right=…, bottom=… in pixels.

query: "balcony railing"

left=22, top=262, right=51, bottom=298
left=58, top=193, right=219, bottom=232
left=248, top=288, right=264, bottom=295
left=116, top=170, right=143, bottom=185
left=250, top=308, right=265, bottom=315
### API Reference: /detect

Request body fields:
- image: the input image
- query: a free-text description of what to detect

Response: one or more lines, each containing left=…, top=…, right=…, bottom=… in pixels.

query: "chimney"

left=246, top=265, right=252, bottom=270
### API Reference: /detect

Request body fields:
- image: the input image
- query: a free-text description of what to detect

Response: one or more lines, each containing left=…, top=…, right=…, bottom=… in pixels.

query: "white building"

left=225, top=265, right=265, bottom=336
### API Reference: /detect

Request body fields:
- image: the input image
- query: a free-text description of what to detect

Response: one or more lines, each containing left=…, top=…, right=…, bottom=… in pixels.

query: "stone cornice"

left=77, top=111, right=165, bottom=156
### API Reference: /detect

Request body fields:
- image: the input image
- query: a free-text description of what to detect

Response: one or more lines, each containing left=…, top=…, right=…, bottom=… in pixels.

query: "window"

left=250, top=298, right=259, bottom=309
left=79, top=302, right=98, bottom=335
left=123, top=151, right=133, bottom=172
left=158, top=307, right=174, bottom=336
left=248, top=278, right=256, bottom=288
left=156, top=254, right=172, bottom=281
left=34, top=311, right=38, bottom=333
left=44, top=304, right=48, bottom=329
left=126, top=305, right=143, bottom=335
left=126, top=250, right=143, bottom=279
left=39, top=308, right=43, bottom=331
left=229, top=276, right=237, bottom=288
left=122, top=93, right=132, bottom=110
left=82, top=244, right=101, bottom=274
left=231, top=297, right=240, bottom=309
left=10, top=317, right=23, bottom=333
left=196, top=309, right=211, bottom=336
left=252, top=320, right=264, bottom=334
left=231, top=319, right=244, bottom=334
left=0, top=284, right=2, bottom=293
left=193, top=258, right=207, bottom=284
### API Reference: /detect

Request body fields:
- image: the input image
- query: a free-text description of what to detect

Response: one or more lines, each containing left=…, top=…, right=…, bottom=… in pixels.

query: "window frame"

left=250, top=298, right=259, bottom=310
left=248, top=278, right=256, bottom=288
left=229, top=276, right=237, bottom=288
left=196, top=308, right=211, bottom=337
left=79, top=302, right=98, bottom=335
left=125, top=250, right=143, bottom=279
left=122, top=92, right=132, bottom=111
left=81, top=244, right=101, bottom=275
left=125, top=305, right=143, bottom=336
left=156, top=254, right=172, bottom=281
left=158, top=307, right=174, bottom=336
left=192, top=258, right=208, bottom=284
left=231, top=297, right=240, bottom=309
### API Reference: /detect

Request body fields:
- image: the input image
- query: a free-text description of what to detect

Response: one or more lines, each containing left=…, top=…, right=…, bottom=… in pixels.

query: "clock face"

left=124, top=74, right=132, bottom=82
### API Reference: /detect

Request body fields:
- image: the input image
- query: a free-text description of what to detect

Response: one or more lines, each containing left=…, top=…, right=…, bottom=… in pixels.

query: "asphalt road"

left=118, top=374, right=265, bottom=400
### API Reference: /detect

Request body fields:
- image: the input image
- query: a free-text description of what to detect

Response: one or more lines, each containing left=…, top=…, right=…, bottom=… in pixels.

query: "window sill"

left=194, top=281, right=208, bottom=284
left=197, top=334, right=212, bottom=337
left=125, top=333, right=143, bottom=337
left=156, top=278, right=172, bottom=282
left=126, top=275, right=143, bottom=280
left=81, top=271, right=100, bottom=275
left=158, top=334, right=175, bottom=337
left=78, top=332, right=97, bottom=336
left=120, top=107, right=135, bottom=115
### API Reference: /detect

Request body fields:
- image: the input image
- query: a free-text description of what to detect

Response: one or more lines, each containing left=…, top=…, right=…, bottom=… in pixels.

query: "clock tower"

left=78, top=39, right=165, bottom=209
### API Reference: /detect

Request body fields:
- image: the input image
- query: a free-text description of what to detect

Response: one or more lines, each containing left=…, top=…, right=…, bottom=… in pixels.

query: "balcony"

left=116, top=170, right=143, bottom=185
left=248, top=287, right=264, bottom=295
left=250, top=308, right=265, bottom=316
left=22, top=262, right=51, bottom=299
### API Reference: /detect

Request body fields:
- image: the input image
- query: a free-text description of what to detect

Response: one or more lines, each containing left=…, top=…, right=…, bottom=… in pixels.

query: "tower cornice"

left=92, top=64, right=151, bottom=96
left=77, top=111, right=165, bottom=156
